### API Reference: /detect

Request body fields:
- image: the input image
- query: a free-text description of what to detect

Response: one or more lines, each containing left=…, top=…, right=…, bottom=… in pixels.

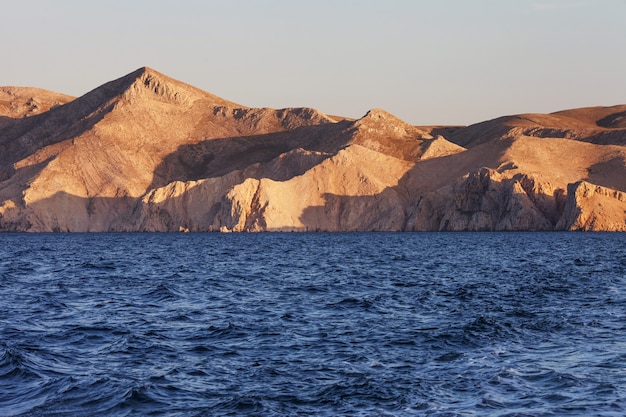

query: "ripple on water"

left=1, top=232, right=626, bottom=416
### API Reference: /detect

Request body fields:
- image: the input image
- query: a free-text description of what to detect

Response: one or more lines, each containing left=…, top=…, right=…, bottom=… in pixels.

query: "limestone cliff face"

left=134, top=145, right=413, bottom=232
left=1, top=67, right=626, bottom=231
left=557, top=181, right=626, bottom=231
left=410, top=168, right=565, bottom=231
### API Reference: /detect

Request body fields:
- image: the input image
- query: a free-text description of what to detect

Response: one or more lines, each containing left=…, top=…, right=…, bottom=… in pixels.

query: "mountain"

left=438, top=104, right=626, bottom=148
left=0, top=87, right=74, bottom=119
left=1, top=67, right=625, bottom=231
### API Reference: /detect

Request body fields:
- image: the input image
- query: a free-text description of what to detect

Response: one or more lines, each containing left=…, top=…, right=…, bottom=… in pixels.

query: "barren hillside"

left=440, top=105, right=626, bottom=148
left=1, top=67, right=625, bottom=231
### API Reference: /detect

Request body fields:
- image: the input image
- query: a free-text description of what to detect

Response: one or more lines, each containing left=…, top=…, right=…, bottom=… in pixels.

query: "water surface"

left=1, top=232, right=625, bottom=416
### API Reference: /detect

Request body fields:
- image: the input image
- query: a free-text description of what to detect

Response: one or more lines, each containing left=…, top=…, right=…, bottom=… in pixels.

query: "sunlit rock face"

left=1, top=67, right=626, bottom=231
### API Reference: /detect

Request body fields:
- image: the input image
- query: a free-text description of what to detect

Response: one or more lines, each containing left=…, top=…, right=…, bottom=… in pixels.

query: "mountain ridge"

left=442, top=105, right=626, bottom=148
left=1, top=67, right=626, bottom=231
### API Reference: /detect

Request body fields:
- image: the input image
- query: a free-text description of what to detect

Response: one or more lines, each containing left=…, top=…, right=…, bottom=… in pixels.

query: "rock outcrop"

left=1, top=67, right=626, bottom=231
left=409, top=168, right=565, bottom=231
left=557, top=181, right=626, bottom=231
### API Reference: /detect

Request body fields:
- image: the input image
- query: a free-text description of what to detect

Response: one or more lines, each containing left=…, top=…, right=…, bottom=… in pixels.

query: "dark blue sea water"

left=1, top=232, right=625, bottom=416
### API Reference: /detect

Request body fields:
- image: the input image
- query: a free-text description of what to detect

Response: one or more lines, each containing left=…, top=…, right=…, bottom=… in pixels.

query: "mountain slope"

left=0, top=87, right=74, bottom=122
left=1, top=67, right=626, bottom=231
left=443, top=105, right=626, bottom=148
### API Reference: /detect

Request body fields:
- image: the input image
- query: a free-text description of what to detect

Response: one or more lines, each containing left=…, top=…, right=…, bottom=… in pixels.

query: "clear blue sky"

left=2, top=0, right=625, bottom=125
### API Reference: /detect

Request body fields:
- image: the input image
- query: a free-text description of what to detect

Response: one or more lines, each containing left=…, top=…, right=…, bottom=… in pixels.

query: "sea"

left=1, top=232, right=625, bottom=416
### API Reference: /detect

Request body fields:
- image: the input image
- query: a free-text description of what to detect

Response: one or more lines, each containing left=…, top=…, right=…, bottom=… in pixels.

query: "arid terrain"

left=1, top=67, right=626, bottom=231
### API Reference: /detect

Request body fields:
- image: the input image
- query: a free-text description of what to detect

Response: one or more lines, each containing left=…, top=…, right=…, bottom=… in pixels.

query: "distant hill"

left=438, top=104, right=626, bottom=148
left=1, top=67, right=625, bottom=231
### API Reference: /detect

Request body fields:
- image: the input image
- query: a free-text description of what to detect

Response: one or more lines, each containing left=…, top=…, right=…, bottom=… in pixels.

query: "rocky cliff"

left=1, top=67, right=625, bottom=231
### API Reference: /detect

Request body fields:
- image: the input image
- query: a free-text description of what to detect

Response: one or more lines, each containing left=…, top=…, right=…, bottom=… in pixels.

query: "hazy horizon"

left=2, top=0, right=625, bottom=125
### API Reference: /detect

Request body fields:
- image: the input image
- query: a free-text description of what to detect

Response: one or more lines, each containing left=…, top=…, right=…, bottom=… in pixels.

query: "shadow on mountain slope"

left=0, top=103, right=114, bottom=181
left=0, top=116, right=16, bottom=130
left=585, top=157, right=626, bottom=191
left=442, top=109, right=626, bottom=149
left=149, top=120, right=353, bottom=188
left=11, top=129, right=626, bottom=232
left=296, top=138, right=566, bottom=231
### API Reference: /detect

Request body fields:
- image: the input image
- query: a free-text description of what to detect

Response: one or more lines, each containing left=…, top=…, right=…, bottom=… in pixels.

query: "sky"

left=2, top=0, right=625, bottom=125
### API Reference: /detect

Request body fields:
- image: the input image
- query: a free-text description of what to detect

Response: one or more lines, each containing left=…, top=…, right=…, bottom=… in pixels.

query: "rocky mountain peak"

left=356, top=108, right=407, bottom=126
left=350, top=108, right=430, bottom=141
left=56, top=67, right=240, bottom=115
left=114, top=67, right=238, bottom=108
